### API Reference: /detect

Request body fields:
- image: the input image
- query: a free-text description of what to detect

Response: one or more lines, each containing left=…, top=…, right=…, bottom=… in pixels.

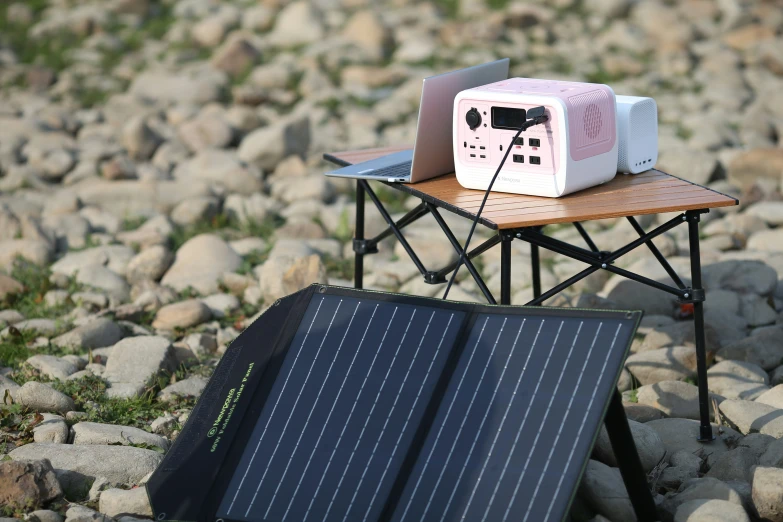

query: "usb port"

left=470, top=154, right=476, bottom=158
left=513, top=154, right=524, bottom=163
left=480, top=154, right=486, bottom=158
left=529, top=138, right=540, bottom=147
left=470, top=145, right=475, bottom=149
left=514, top=137, right=524, bottom=146
left=479, top=146, right=485, bottom=150
left=530, top=156, right=541, bottom=165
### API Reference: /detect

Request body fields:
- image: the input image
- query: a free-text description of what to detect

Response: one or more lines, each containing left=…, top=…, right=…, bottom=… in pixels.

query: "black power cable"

left=442, top=106, right=549, bottom=301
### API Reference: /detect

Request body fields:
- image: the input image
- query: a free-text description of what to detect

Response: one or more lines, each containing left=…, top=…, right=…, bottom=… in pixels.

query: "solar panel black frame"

left=146, top=284, right=641, bottom=522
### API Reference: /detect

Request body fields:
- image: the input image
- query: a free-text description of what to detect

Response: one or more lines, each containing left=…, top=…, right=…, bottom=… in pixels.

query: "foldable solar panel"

left=146, top=285, right=642, bottom=522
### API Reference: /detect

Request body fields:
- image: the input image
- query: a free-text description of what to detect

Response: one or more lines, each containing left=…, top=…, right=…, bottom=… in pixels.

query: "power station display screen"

left=492, top=106, right=526, bottom=130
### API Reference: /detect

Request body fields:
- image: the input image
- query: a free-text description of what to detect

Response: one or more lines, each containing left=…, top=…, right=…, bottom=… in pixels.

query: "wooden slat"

left=324, top=148, right=738, bottom=229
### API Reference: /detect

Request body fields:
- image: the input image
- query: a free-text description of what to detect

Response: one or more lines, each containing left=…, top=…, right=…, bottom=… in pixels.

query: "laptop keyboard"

left=364, top=161, right=412, bottom=179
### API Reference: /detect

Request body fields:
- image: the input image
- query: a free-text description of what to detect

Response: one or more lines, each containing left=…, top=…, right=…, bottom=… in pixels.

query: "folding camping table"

left=324, top=146, right=739, bottom=443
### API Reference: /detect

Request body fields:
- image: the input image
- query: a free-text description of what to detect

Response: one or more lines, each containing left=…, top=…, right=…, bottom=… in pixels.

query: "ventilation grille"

left=569, top=90, right=613, bottom=150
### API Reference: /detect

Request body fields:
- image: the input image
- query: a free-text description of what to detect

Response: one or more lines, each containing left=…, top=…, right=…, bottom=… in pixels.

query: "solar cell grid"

left=217, top=294, right=466, bottom=522
left=391, top=313, right=630, bottom=522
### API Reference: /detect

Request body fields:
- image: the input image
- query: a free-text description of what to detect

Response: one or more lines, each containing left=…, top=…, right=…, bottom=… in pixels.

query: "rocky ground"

left=0, top=0, right=782, bottom=520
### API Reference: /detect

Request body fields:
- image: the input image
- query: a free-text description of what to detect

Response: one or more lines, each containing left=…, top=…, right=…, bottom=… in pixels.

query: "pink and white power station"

left=453, top=78, right=619, bottom=198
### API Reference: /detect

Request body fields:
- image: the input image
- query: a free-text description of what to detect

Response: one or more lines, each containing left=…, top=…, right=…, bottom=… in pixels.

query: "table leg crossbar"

left=352, top=180, right=714, bottom=442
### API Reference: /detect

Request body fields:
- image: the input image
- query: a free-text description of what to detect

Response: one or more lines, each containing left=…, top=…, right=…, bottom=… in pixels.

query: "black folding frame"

left=350, top=177, right=715, bottom=443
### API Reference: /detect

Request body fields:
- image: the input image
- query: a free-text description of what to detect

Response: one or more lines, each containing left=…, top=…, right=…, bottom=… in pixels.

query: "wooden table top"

left=324, top=147, right=739, bottom=230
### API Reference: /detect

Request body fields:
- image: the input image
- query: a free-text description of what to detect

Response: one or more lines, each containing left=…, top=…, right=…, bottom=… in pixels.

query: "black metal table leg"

left=355, top=180, right=364, bottom=289
left=688, top=211, right=715, bottom=442
left=531, top=243, right=541, bottom=302
left=501, top=233, right=512, bottom=305
left=605, top=390, right=658, bottom=522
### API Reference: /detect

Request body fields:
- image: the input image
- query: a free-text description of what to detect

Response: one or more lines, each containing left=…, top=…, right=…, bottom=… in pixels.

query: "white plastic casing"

left=616, top=95, right=658, bottom=174
left=453, top=78, right=619, bottom=198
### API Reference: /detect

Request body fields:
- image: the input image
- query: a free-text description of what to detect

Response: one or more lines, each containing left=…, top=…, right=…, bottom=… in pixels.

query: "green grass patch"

left=170, top=213, right=285, bottom=252
left=322, top=254, right=354, bottom=281
left=1, top=259, right=81, bottom=320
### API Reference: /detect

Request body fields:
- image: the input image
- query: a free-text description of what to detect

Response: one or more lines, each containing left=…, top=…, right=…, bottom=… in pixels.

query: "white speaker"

left=616, top=95, right=658, bottom=174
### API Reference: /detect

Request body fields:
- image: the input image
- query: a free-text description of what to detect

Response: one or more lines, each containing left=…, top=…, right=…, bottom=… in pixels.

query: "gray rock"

left=10, top=444, right=163, bottom=499
left=27, top=510, right=64, bottom=522
left=237, top=116, right=310, bottom=171
left=201, top=293, right=240, bottom=318
left=757, top=385, right=783, bottom=409
left=224, top=192, right=279, bottom=225
left=760, top=437, right=783, bottom=467
left=76, top=264, right=130, bottom=303
left=64, top=504, right=112, bottom=521
left=720, top=399, right=783, bottom=437
left=717, top=328, right=783, bottom=370
left=2, top=318, right=59, bottom=337
left=578, top=459, right=636, bottom=522
left=15, top=382, right=75, bottom=414
left=702, top=260, right=778, bottom=296
left=646, top=418, right=733, bottom=465
left=623, top=402, right=666, bottom=423
left=0, top=374, right=20, bottom=400
left=126, top=245, right=173, bottom=284
left=639, top=321, right=721, bottom=353
left=52, top=318, right=124, bottom=351
left=740, top=295, right=778, bottom=327
left=158, top=376, right=208, bottom=402
left=0, top=459, right=62, bottom=512
left=99, top=487, right=152, bottom=518
left=661, top=477, right=744, bottom=518
left=178, top=114, right=234, bottom=152
left=129, top=70, right=225, bottom=105
left=705, top=447, right=757, bottom=482
left=752, top=466, right=783, bottom=522
left=50, top=245, right=135, bottom=278
left=26, top=355, right=78, bottom=380
left=152, top=299, right=212, bottom=330
left=150, top=413, right=177, bottom=435
left=674, top=498, right=750, bottom=522
left=72, top=422, right=168, bottom=451
left=737, top=433, right=776, bottom=459
left=103, top=336, right=176, bottom=398
left=161, top=234, right=242, bottom=295
left=708, top=360, right=769, bottom=400
left=636, top=380, right=721, bottom=421
left=211, top=35, right=260, bottom=78
left=268, top=1, right=324, bottom=47
left=625, top=346, right=700, bottom=385
left=181, top=332, right=217, bottom=358
left=173, top=150, right=262, bottom=194
left=121, top=117, right=161, bottom=161
left=170, top=196, right=219, bottom=226
left=727, top=148, right=783, bottom=191
left=593, top=420, right=665, bottom=472
left=33, top=414, right=69, bottom=444
left=748, top=229, right=783, bottom=252
left=606, top=279, right=677, bottom=317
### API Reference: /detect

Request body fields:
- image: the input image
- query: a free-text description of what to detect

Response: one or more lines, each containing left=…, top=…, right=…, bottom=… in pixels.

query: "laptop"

left=325, top=59, right=510, bottom=183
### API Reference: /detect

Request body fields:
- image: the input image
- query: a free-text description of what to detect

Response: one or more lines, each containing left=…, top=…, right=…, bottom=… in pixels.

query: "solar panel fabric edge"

left=147, top=286, right=317, bottom=522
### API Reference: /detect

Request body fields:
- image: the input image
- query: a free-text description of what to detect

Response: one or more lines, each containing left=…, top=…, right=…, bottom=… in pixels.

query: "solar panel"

left=145, top=285, right=641, bottom=522
left=391, top=314, right=631, bottom=522
left=217, top=294, right=466, bottom=522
